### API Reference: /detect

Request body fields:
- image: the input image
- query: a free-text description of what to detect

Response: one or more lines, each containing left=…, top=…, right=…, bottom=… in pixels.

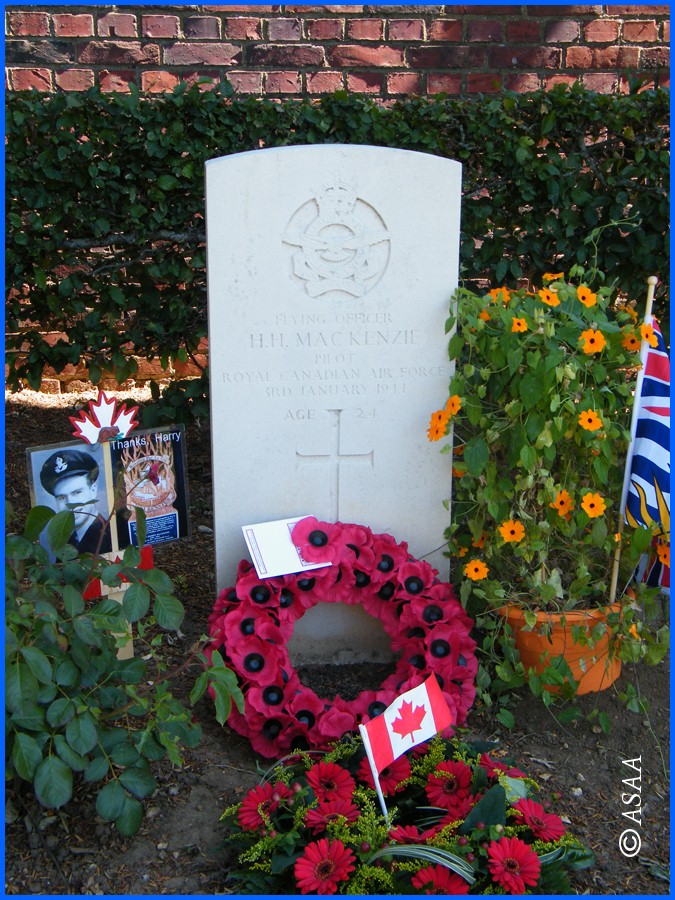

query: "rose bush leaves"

left=5, top=505, right=243, bottom=834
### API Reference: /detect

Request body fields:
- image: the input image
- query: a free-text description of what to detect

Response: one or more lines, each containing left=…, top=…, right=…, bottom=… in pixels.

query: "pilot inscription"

left=282, top=177, right=391, bottom=299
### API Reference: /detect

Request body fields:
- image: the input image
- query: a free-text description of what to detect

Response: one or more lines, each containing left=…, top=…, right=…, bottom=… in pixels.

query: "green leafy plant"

left=429, top=268, right=668, bottom=719
left=5, top=503, right=244, bottom=835
left=220, top=733, right=594, bottom=894
left=6, top=83, right=668, bottom=420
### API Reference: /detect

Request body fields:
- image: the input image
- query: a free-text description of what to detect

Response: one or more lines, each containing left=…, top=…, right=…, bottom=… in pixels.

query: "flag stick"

left=609, top=276, right=658, bottom=605
left=358, top=724, right=390, bottom=826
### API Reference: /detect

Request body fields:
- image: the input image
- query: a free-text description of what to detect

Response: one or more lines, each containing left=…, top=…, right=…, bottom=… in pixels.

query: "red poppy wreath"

left=207, top=518, right=477, bottom=758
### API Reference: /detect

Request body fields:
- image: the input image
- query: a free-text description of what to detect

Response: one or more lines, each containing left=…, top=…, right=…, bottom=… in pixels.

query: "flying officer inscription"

left=282, top=178, right=391, bottom=299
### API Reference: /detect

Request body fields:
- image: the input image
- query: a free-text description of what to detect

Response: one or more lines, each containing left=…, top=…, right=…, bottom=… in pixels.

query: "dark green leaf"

left=46, top=697, right=76, bottom=728
left=96, top=779, right=126, bottom=821
left=20, top=647, right=53, bottom=685
left=66, top=713, right=99, bottom=755
left=12, top=733, right=43, bottom=780
left=519, top=372, right=544, bottom=411
left=122, top=583, right=150, bottom=623
left=46, top=511, right=75, bottom=553
left=212, top=680, right=232, bottom=726
left=119, top=763, right=157, bottom=799
left=110, top=741, right=140, bottom=766
left=6, top=663, right=39, bottom=714
left=34, top=755, right=73, bottom=808
left=62, top=585, right=85, bottom=617
left=54, top=734, right=88, bottom=772
left=189, top=671, right=209, bottom=706
left=23, top=505, right=55, bottom=541
left=464, top=437, right=489, bottom=477
left=459, top=785, right=507, bottom=833
left=84, top=755, right=110, bottom=783
left=153, top=594, right=185, bottom=631
left=115, top=794, right=143, bottom=837
left=135, top=507, right=147, bottom=548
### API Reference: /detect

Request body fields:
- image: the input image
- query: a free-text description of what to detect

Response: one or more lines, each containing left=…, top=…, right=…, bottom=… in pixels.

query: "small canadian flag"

left=359, top=675, right=453, bottom=775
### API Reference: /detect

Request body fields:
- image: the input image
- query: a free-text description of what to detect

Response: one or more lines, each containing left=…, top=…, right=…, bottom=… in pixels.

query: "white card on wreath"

left=242, top=516, right=332, bottom=579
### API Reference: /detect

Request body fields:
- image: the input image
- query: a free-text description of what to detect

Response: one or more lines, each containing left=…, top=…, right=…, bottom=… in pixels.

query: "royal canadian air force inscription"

left=282, top=178, right=390, bottom=299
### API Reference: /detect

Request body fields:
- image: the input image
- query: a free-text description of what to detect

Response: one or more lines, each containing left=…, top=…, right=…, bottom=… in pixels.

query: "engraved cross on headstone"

left=295, top=408, right=374, bottom=519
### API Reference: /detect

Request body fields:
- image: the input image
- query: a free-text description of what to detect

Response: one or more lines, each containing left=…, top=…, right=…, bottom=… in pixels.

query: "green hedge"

left=6, top=82, right=669, bottom=416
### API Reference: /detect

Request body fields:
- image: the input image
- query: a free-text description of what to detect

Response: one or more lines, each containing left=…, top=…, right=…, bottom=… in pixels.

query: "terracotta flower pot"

left=498, top=604, right=622, bottom=695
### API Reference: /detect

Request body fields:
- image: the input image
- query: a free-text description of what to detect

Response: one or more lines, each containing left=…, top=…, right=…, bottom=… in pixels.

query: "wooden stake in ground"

left=608, top=275, right=658, bottom=605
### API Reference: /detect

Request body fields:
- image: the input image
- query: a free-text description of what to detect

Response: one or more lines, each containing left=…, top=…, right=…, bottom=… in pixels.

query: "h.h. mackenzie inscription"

left=207, top=145, right=462, bottom=660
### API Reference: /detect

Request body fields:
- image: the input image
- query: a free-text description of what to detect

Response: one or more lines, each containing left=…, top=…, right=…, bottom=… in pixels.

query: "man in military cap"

left=40, top=449, right=112, bottom=554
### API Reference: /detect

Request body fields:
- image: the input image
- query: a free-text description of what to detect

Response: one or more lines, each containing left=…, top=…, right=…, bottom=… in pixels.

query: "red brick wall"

left=6, top=4, right=670, bottom=98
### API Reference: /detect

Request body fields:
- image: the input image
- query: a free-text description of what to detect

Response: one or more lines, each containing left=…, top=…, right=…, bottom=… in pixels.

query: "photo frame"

left=26, top=440, right=118, bottom=557
left=109, top=425, right=190, bottom=549
left=26, top=426, right=190, bottom=555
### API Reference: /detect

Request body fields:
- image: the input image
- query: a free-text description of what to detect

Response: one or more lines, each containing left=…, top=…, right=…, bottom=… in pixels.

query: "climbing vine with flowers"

left=428, top=269, right=668, bottom=708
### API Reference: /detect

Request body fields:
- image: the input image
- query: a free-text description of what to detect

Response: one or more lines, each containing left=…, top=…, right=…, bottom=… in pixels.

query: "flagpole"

left=608, top=276, right=658, bottom=605
left=358, top=724, right=390, bottom=826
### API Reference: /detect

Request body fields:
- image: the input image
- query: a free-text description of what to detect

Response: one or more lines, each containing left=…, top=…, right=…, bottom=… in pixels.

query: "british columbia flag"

left=622, top=316, right=670, bottom=588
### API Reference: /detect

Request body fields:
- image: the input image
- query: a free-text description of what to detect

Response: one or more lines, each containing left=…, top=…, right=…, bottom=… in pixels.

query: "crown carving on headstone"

left=69, top=390, right=139, bottom=444
left=317, top=176, right=357, bottom=217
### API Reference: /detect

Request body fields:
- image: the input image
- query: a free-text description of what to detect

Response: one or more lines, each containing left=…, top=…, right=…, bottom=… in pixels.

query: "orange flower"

left=625, top=305, right=638, bottom=323
left=445, top=394, right=462, bottom=416
left=578, top=409, right=603, bottom=431
left=453, top=443, right=465, bottom=457
left=622, top=330, right=641, bottom=352
left=464, top=559, right=489, bottom=581
left=427, top=409, right=451, bottom=442
left=640, top=323, right=659, bottom=348
left=472, top=533, right=487, bottom=549
left=489, top=287, right=511, bottom=304
left=543, top=272, right=564, bottom=282
left=511, top=317, right=528, bottom=333
left=479, top=309, right=491, bottom=321
left=580, top=328, right=606, bottom=354
left=577, top=285, right=597, bottom=308
left=581, top=492, right=606, bottom=518
left=550, top=490, right=574, bottom=517
left=538, top=287, right=560, bottom=307
left=656, top=542, right=670, bottom=567
left=456, top=545, right=469, bottom=558
left=499, top=519, right=525, bottom=543
left=452, top=466, right=465, bottom=479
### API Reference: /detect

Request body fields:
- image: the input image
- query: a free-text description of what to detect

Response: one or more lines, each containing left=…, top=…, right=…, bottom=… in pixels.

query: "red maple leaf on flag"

left=391, top=700, right=427, bottom=742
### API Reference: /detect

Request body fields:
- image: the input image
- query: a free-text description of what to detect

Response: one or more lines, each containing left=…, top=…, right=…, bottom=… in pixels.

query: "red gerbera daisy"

left=479, top=753, right=527, bottom=780
left=487, top=836, right=541, bottom=894
left=357, top=754, right=411, bottom=795
left=237, top=780, right=292, bottom=831
left=513, top=797, right=567, bottom=842
left=411, top=864, right=471, bottom=895
left=304, top=798, right=360, bottom=834
left=388, top=824, right=422, bottom=844
left=294, top=838, right=356, bottom=895
left=421, top=796, right=478, bottom=836
left=425, top=759, right=472, bottom=809
left=306, top=761, right=356, bottom=802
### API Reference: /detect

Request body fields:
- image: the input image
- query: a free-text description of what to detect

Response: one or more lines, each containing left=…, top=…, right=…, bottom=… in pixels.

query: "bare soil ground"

left=5, top=389, right=670, bottom=895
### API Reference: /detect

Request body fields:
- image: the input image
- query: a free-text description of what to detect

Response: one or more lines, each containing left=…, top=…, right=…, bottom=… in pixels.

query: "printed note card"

left=242, top=516, right=332, bottom=579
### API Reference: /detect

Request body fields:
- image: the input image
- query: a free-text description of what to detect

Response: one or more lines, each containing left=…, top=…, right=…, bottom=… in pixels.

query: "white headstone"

left=206, top=145, right=461, bottom=662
